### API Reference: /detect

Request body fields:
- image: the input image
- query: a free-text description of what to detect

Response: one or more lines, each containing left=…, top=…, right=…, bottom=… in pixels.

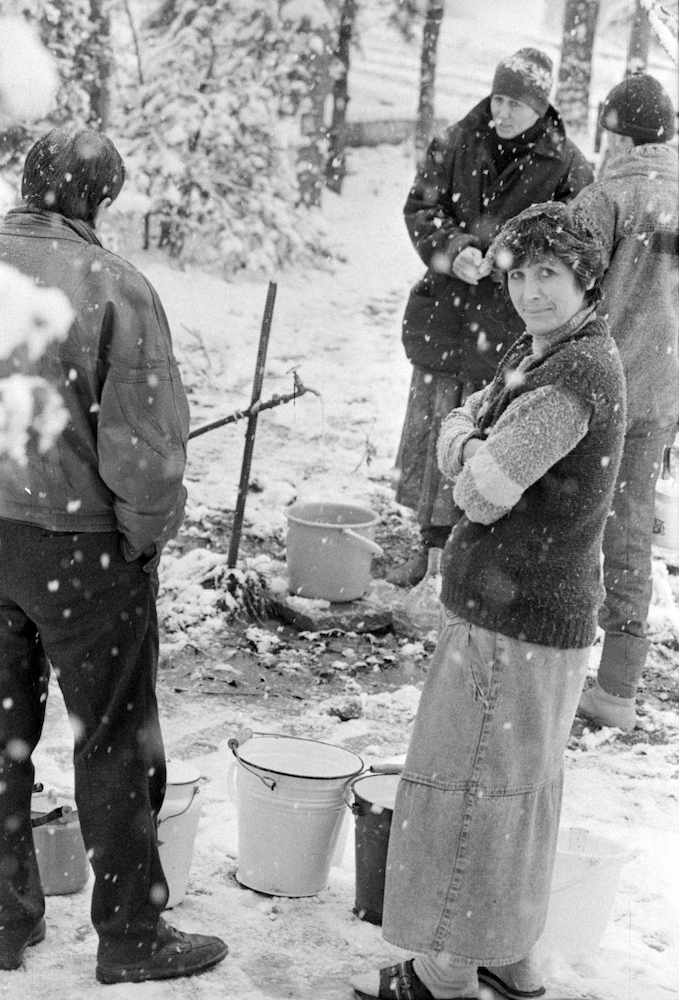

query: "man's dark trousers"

left=0, top=520, right=169, bottom=961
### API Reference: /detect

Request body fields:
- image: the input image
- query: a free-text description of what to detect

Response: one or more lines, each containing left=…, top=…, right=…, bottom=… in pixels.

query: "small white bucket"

left=31, top=790, right=89, bottom=896
left=157, top=761, right=202, bottom=908
left=228, top=732, right=363, bottom=897
left=539, top=827, right=627, bottom=959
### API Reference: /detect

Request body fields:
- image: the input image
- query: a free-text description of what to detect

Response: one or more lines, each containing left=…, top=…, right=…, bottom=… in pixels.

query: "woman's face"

left=507, top=256, right=592, bottom=337
left=490, top=94, right=540, bottom=139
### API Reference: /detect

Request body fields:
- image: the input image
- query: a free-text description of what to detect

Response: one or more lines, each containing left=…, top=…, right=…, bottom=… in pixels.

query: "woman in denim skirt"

left=352, top=203, right=626, bottom=1000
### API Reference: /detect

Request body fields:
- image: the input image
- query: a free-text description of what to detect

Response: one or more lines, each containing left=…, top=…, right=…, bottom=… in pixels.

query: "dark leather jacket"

left=0, top=209, right=190, bottom=566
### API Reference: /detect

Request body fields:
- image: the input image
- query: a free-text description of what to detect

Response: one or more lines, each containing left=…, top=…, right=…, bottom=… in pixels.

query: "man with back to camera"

left=0, top=125, right=228, bottom=983
left=388, top=47, right=594, bottom=587
left=573, top=73, right=679, bottom=731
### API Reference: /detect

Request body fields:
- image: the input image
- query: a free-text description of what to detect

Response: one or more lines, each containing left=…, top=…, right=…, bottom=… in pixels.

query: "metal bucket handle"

left=343, top=763, right=403, bottom=813
left=157, top=784, right=200, bottom=825
left=661, top=445, right=678, bottom=480
left=341, top=528, right=384, bottom=557
left=228, top=728, right=277, bottom=792
left=31, top=804, right=73, bottom=828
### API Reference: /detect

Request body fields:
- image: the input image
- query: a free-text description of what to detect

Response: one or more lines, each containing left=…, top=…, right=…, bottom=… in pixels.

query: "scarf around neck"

left=529, top=304, right=597, bottom=358
left=485, top=115, right=546, bottom=173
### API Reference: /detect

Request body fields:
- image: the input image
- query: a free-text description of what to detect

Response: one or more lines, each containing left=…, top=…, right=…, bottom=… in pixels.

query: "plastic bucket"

left=350, top=772, right=401, bottom=924
left=31, top=792, right=89, bottom=896
left=538, top=827, right=627, bottom=959
left=157, top=761, right=202, bottom=908
left=350, top=803, right=626, bottom=956
left=228, top=732, right=363, bottom=896
left=285, top=501, right=383, bottom=602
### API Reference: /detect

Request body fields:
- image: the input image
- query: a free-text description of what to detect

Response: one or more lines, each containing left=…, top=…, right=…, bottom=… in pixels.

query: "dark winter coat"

left=402, top=98, right=594, bottom=384
left=0, top=209, right=190, bottom=567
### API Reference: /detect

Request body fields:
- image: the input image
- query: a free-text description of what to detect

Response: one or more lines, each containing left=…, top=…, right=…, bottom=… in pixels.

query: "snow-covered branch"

left=0, top=263, right=73, bottom=461
left=639, top=0, right=679, bottom=64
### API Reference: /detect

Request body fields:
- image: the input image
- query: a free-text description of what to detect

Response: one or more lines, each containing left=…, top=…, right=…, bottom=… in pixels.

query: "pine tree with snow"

left=0, top=0, right=110, bottom=180
left=118, top=0, right=334, bottom=273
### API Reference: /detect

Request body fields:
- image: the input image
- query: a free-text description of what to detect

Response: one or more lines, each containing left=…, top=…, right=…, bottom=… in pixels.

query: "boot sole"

left=0, top=917, right=47, bottom=970
left=95, top=942, right=228, bottom=984
left=478, top=967, right=545, bottom=999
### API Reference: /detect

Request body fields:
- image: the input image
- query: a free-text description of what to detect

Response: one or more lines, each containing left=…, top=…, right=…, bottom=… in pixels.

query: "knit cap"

left=600, top=73, right=676, bottom=144
left=491, top=48, right=553, bottom=116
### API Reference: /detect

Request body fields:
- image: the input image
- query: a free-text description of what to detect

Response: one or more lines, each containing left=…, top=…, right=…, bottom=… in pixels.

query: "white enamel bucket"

left=228, top=731, right=363, bottom=896
left=157, top=761, right=202, bottom=908
left=538, top=827, right=627, bottom=959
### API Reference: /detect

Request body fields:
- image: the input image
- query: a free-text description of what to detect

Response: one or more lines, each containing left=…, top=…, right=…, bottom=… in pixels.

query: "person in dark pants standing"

left=389, top=48, right=593, bottom=586
left=573, top=74, right=679, bottom=731
left=0, top=126, right=228, bottom=983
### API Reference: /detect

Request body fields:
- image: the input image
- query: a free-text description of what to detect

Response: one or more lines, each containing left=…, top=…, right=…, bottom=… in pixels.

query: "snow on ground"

left=9, top=142, right=677, bottom=1000
left=138, top=142, right=420, bottom=540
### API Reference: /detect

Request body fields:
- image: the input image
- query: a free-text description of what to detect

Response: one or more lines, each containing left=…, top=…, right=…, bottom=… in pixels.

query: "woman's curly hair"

left=488, top=201, right=606, bottom=306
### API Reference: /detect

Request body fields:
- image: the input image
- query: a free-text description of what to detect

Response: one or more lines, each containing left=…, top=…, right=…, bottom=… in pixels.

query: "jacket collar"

left=1, top=207, right=103, bottom=247
left=460, top=97, right=569, bottom=162
left=600, top=142, right=679, bottom=182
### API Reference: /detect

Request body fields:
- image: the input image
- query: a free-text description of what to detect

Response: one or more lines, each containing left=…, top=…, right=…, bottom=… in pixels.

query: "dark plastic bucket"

left=350, top=772, right=400, bottom=925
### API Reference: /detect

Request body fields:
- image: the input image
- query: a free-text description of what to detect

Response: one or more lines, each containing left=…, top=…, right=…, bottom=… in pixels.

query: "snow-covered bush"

left=0, top=12, right=59, bottom=122
left=0, top=16, right=71, bottom=461
left=0, top=1, right=107, bottom=193
left=119, top=0, right=335, bottom=273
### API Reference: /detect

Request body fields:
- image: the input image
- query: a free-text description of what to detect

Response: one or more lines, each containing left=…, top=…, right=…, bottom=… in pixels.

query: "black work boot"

left=95, top=918, right=228, bottom=984
left=0, top=916, right=46, bottom=970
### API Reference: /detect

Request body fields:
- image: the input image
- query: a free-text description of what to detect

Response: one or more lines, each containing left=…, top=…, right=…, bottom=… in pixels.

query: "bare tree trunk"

left=555, top=0, right=601, bottom=136
left=87, top=0, right=112, bottom=128
left=326, top=0, right=357, bottom=195
left=295, top=23, right=333, bottom=207
left=627, top=0, right=651, bottom=73
left=415, top=0, right=444, bottom=159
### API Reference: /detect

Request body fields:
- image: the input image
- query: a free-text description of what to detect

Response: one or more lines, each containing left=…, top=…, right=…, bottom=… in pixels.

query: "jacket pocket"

left=401, top=271, right=466, bottom=373
left=108, top=361, right=188, bottom=460
left=466, top=622, right=498, bottom=706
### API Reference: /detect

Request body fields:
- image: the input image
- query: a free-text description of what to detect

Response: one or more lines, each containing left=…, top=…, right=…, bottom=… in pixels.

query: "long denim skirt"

left=382, top=612, right=589, bottom=965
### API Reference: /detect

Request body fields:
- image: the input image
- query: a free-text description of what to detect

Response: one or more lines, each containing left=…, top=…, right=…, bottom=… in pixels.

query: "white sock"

left=413, top=953, right=478, bottom=999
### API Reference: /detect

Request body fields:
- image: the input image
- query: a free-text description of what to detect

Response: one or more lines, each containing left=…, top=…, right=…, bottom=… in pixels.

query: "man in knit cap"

left=573, top=73, right=679, bottom=731
left=389, top=48, right=593, bottom=586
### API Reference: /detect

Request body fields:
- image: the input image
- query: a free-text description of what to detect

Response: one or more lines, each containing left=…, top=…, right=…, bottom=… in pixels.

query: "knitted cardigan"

left=440, top=317, right=626, bottom=649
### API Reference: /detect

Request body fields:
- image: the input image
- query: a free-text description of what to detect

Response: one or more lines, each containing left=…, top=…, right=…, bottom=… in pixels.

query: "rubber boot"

left=386, top=546, right=429, bottom=588
left=577, top=681, right=636, bottom=731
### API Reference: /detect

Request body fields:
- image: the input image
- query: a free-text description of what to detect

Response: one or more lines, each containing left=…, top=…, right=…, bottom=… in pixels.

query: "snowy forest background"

left=0, top=0, right=677, bottom=279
